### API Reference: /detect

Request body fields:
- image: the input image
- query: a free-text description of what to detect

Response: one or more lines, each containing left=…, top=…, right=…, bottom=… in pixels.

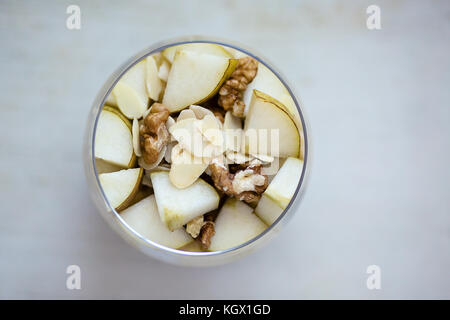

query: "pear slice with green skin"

left=241, top=63, right=305, bottom=158
left=162, top=42, right=232, bottom=63
left=209, top=198, right=267, bottom=251
left=255, top=157, right=303, bottom=225
left=151, top=171, right=220, bottom=231
left=95, top=158, right=123, bottom=174
left=243, top=63, right=299, bottom=120
left=120, top=195, right=193, bottom=249
left=99, top=167, right=143, bottom=212
left=145, top=55, right=163, bottom=101
left=113, top=60, right=149, bottom=119
left=162, top=50, right=238, bottom=113
left=95, top=106, right=136, bottom=168
left=244, top=90, right=300, bottom=158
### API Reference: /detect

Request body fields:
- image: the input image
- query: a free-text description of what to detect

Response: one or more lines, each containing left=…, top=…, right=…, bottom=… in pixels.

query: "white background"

left=0, top=0, right=449, bottom=299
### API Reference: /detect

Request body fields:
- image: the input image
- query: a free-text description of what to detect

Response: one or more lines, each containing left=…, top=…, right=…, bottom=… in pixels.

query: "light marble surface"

left=0, top=0, right=449, bottom=299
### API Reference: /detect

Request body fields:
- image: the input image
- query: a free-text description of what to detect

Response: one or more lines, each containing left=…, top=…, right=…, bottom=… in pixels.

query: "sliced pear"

left=244, top=90, right=300, bottom=158
left=151, top=171, right=219, bottom=231
left=162, top=50, right=238, bottom=112
left=224, top=46, right=248, bottom=59
left=178, top=240, right=204, bottom=252
left=169, top=144, right=209, bottom=189
left=99, top=168, right=143, bottom=211
left=158, top=59, right=170, bottom=82
left=243, top=63, right=298, bottom=118
left=253, top=194, right=282, bottom=226
left=209, top=198, right=267, bottom=251
left=95, top=158, right=122, bottom=174
left=145, top=55, right=163, bottom=101
left=95, top=106, right=135, bottom=168
left=162, top=42, right=232, bottom=63
left=105, top=92, right=117, bottom=107
left=255, top=157, right=303, bottom=225
left=113, top=60, right=149, bottom=119
left=120, top=195, right=193, bottom=249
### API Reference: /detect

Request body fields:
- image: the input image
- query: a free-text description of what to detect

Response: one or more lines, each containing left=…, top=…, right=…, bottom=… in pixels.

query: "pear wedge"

left=244, top=90, right=300, bottom=158
left=209, top=198, right=267, bottom=251
left=145, top=55, right=163, bottom=101
left=99, top=167, right=143, bottom=211
left=162, top=50, right=237, bottom=112
left=243, top=63, right=298, bottom=119
left=95, top=106, right=136, bottom=168
left=105, top=92, right=117, bottom=107
left=151, top=171, right=219, bottom=231
left=113, top=60, right=149, bottom=119
left=121, top=195, right=193, bottom=249
left=162, top=42, right=232, bottom=63
left=255, top=157, right=303, bottom=225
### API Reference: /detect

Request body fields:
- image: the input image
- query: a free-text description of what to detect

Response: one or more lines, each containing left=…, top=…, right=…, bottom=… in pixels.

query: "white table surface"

left=0, top=0, right=449, bottom=299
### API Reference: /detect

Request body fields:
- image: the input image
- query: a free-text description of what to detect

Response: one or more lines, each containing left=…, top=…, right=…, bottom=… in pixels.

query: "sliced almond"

left=177, top=109, right=197, bottom=122
left=164, top=141, right=177, bottom=164
left=189, top=105, right=215, bottom=120
left=196, top=114, right=223, bottom=147
left=169, top=144, right=210, bottom=189
left=250, top=153, right=275, bottom=163
left=169, top=118, right=205, bottom=158
left=225, top=151, right=252, bottom=164
left=142, top=106, right=152, bottom=119
left=132, top=118, right=142, bottom=157
left=166, top=116, right=176, bottom=142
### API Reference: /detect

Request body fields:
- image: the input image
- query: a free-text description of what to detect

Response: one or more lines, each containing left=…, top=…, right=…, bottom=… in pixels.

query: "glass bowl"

left=83, top=36, right=310, bottom=266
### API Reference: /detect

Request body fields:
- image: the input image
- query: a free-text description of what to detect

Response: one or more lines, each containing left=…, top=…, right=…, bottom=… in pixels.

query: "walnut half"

left=208, top=157, right=268, bottom=206
left=218, top=57, right=258, bottom=118
left=139, top=103, right=170, bottom=165
left=185, top=215, right=216, bottom=251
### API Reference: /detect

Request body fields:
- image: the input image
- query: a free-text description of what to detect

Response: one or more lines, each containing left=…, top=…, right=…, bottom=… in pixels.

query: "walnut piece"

left=139, top=103, right=170, bottom=165
left=185, top=214, right=216, bottom=250
left=186, top=216, right=204, bottom=238
left=218, top=57, right=258, bottom=118
left=199, top=221, right=215, bottom=250
left=209, top=157, right=268, bottom=206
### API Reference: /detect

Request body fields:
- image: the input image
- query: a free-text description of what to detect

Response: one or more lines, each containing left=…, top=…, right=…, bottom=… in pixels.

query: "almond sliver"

left=132, top=118, right=142, bottom=157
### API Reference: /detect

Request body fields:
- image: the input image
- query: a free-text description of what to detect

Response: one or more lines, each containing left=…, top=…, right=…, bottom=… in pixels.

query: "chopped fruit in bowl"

left=86, top=39, right=308, bottom=264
